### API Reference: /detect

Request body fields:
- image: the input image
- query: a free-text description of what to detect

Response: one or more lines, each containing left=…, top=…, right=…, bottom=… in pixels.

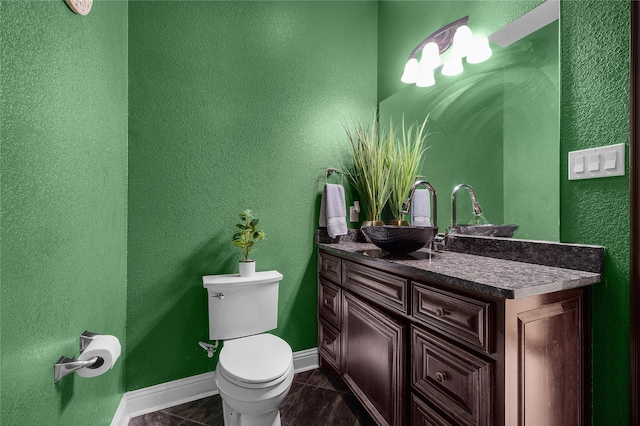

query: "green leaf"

left=231, top=209, right=264, bottom=259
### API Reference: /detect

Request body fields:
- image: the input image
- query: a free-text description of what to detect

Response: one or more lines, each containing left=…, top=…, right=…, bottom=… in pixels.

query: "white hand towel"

left=411, top=188, right=431, bottom=227
left=319, top=184, right=347, bottom=238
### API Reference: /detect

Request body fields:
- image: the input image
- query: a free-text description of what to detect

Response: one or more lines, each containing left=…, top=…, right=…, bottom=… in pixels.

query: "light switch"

left=604, top=151, right=617, bottom=170
left=568, top=143, right=625, bottom=180
left=588, top=154, right=600, bottom=172
left=573, top=155, right=585, bottom=174
left=349, top=206, right=359, bottom=222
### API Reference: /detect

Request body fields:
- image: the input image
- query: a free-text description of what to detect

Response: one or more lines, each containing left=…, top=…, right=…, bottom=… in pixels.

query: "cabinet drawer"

left=412, top=282, right=493, bottom=353
left=411, top=394, right=452, bottom=426
left=411, top=325, right=493, bottom=426
left=343, top=261, right=409, bottom=314
left=319, top=278, right=341, bottom=328
left=318, top=317, right=341, bottom=372
left=319, top=252, right=341, bottom=284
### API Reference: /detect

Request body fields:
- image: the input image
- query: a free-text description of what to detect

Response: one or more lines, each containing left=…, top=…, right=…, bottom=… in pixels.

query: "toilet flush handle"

left=211, top=293, right=224, bottom=300
left=198, top=341, right=219, bottom=358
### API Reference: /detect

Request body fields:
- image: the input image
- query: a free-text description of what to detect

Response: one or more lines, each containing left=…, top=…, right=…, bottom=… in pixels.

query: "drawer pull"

left=323, top=298, right=329, bottom=305
left=435, top=371, right=447, bottom=383
left=435, top=308, right=447, bottom=317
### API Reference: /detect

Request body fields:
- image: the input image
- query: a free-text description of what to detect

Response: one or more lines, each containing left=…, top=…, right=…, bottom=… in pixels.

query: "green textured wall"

left=0, top=2, right=633, bottom=425
left=0, top=1, right=128, bottom=425
left=127, top=1, right=377, bottom=390
left=561, top=1, right=631, bottom=423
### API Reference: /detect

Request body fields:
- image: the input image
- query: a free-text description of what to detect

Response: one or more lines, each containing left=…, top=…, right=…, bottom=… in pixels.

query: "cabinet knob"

left=323, top=298, right=329, bottom=305
left=435, top=371, right=447, bottom=383
left=435, top=308, right=447, bottom=317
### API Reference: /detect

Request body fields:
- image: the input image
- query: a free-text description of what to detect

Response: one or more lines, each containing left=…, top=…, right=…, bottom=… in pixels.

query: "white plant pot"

left=239, top=260, right=256, bottom=277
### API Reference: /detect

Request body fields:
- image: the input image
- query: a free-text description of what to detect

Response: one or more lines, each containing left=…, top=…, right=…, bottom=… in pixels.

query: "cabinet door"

left=505, top=291, right=584, bottom=426
left=342, top=292, right=405, bottom=426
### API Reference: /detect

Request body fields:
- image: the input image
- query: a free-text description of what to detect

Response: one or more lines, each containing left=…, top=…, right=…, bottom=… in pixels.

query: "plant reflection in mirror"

left=388, top=116, right=429, bottom=223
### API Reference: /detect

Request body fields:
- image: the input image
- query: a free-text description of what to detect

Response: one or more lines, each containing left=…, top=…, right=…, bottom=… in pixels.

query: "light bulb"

left=420, top=42, right=441, bottom=70
left=451, top=25, right=473, bottom=58
left=416, top=68, right=435, bottom=87
left=442, top=56, right=463, bottom=76
left=467, top=37, right=493, bottom=64
left=401, top=58, right=420, bottom=84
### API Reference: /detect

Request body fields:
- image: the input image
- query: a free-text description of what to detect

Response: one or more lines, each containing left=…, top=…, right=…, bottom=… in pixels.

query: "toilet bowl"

left=215, top=334, right=294, bottom=426
left=202, top=271, right=293, bottom=426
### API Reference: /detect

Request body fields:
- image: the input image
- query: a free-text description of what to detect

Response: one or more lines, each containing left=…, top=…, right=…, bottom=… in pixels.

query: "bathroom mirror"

left=379, top=1, right=559, bottom=241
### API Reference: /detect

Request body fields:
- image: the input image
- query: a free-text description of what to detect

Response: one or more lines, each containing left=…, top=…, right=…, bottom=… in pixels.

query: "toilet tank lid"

left=202, top=270, right=283, bottom=288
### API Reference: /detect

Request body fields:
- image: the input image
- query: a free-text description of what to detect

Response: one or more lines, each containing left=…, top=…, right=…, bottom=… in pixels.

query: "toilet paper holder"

left=54, top=331, right=103, bottom=383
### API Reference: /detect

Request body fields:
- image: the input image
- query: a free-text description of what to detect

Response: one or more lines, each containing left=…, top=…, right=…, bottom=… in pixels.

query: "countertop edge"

left=317, top=242, right=601, bottom=300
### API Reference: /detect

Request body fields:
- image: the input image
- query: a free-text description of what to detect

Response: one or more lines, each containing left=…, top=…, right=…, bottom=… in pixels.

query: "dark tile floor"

left=128, top=368, right=376, bottom=426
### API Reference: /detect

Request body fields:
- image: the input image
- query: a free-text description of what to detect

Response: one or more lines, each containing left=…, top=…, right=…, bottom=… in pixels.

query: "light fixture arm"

left=407, top=16, right=469, bottom=60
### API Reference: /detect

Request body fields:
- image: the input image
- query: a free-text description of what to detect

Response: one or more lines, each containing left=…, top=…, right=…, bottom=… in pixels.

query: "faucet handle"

left=401, top=201, right=410, bottom=216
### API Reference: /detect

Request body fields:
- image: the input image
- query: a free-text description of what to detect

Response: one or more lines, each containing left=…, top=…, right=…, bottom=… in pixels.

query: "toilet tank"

left=202, top=270, right=283, bottom=340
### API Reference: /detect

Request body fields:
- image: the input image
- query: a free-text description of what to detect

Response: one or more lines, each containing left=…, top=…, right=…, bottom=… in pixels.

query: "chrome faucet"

left=401, top=179, right=437, bottom=227
left=451, top=183, right=483, bottom=230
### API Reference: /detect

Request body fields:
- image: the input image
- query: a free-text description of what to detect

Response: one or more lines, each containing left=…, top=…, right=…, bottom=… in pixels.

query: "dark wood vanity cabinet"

left=318, top=250, right=588, bottom=426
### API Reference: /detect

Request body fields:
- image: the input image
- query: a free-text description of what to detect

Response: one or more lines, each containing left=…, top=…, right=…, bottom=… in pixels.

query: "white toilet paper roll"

left=76, top=334, right=121, bottom=378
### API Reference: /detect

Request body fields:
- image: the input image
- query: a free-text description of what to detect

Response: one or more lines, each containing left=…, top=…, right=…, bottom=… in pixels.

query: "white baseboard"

left=111, top=347, right=318, bottom=426
left=291, top=347, right=319, bottom=373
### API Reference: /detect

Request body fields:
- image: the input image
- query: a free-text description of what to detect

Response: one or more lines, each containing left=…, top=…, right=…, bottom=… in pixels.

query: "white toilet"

left=203, top=270, right=294, bottom=426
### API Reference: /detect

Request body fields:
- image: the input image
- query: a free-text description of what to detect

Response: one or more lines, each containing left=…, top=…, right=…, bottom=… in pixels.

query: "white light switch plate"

left=568, top=143, right=625, bottom=180
left=349, top=206, right=359, bottom=222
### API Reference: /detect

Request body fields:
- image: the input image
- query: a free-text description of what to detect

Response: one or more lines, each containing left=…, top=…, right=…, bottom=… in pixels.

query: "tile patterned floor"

left=128, top=368, right=376, bottom=426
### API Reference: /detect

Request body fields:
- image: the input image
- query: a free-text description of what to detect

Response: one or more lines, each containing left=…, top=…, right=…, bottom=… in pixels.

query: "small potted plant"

left=232, top=209, right=266, bottom=277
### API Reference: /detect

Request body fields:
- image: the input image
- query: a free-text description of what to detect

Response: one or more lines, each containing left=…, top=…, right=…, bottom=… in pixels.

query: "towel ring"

left=326, top=168, right=344, bottom=185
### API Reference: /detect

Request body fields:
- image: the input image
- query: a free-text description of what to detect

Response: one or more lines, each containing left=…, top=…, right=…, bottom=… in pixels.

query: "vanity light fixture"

left=401, top=16, right=492, bottom=87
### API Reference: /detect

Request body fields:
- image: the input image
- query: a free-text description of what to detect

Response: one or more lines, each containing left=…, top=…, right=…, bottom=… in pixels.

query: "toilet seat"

left=218, top=333, right=293, bottom=389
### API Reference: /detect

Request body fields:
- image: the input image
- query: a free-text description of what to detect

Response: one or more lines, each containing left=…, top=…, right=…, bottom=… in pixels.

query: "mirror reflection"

left=379, top=2, right=559, bottom=241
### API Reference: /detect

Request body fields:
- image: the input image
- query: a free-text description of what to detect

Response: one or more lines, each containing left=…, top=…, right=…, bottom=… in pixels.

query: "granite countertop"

left=317, top=240, right=602, bottom=299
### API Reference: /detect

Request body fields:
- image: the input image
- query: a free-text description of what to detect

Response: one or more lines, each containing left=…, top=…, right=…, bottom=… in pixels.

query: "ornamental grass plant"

left=343, top=114, right=394, bottom=224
